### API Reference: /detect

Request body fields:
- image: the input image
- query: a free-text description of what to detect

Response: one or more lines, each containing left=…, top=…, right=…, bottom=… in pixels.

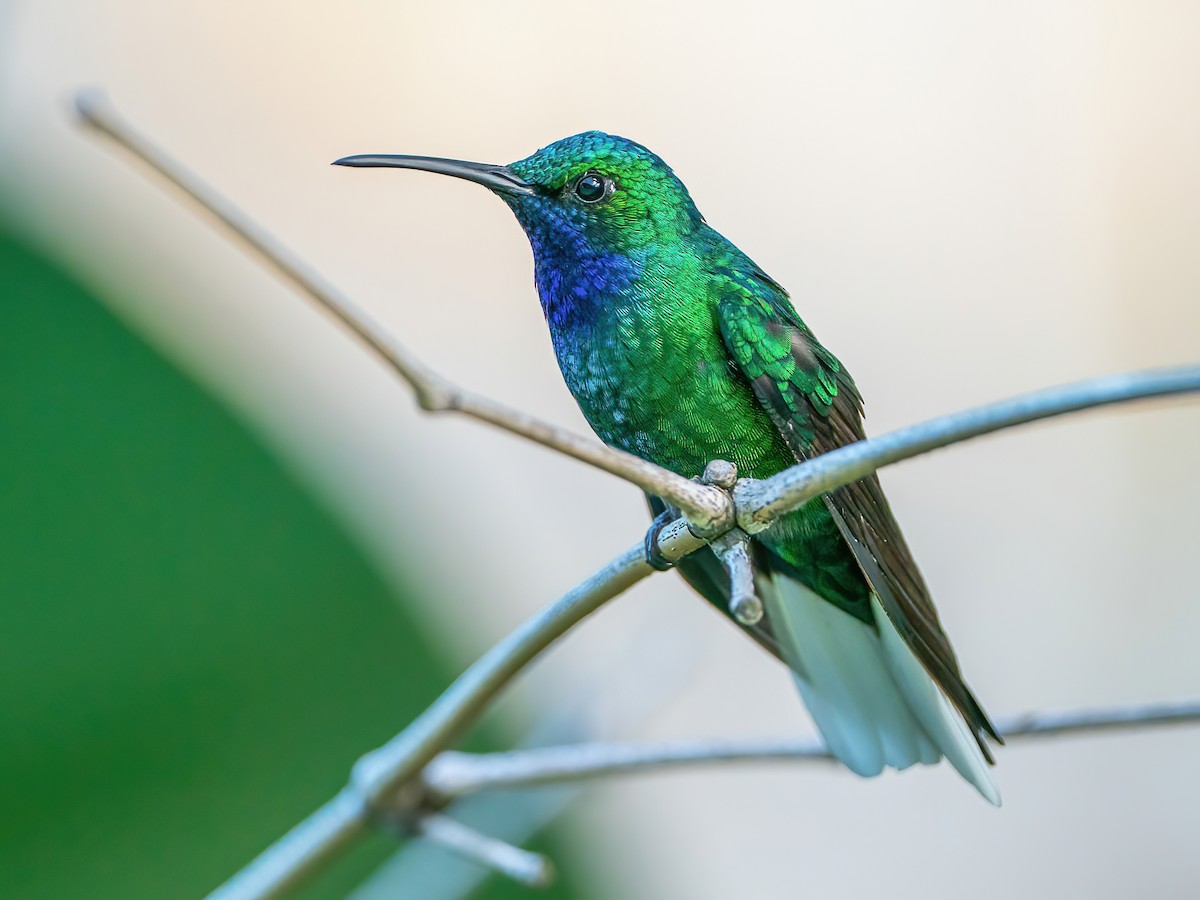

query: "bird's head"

left=334, top=131, right=705, bottom=260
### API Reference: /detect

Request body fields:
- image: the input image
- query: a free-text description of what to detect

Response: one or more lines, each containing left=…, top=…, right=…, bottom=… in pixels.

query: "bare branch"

left=424, top=699, right=1200, bottom=797
left=347, top=543, right=658, bottom=805
left=711, top=529, right=761, bottom=626
left=205, top=787, right=369, bottom=900
left=72, top=90, right=730, bottom=531
left=735, top=367, right=1200, bottom=533
left=413, top=813, right=554, bottom=888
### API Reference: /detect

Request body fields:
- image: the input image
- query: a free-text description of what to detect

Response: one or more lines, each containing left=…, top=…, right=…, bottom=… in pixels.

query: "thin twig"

left=423, top=699, right=1200, bottom=797
left=735, top=368, right=1200, bottom=532
left=72, top=90, right=730, bottom=532
left=414, top=812, right=554, bottom=888
left=711, top=529, right=761, bottom=626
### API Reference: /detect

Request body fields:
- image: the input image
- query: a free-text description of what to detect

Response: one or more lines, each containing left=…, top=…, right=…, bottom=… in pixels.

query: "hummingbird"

left=334, top=132, right=1002, bottom=803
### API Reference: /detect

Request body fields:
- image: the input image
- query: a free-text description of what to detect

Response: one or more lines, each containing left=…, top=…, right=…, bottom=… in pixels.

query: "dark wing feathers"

left=716, top=287, right=1000, bottom=753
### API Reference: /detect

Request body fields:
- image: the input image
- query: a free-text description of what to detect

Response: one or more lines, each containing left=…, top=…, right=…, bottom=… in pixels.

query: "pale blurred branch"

left=411, top=812, right=553, bottom=888
left=424, top=699, right=1200, bottom=797
left=72, top=91, right=1200, bottom=900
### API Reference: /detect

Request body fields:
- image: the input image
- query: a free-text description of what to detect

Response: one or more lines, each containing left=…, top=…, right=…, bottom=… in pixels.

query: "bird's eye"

left=573, top=172, right=611, bottom=204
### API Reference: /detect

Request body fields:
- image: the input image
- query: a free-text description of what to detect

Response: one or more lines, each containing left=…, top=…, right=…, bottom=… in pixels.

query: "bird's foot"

left=644, top=460, right=740, bottom=571
left=643, top=506, right=681, bottom=571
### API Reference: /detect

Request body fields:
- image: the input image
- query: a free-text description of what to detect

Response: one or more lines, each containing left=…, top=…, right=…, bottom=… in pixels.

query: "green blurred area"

left=0, top=233, right=573, bottom=898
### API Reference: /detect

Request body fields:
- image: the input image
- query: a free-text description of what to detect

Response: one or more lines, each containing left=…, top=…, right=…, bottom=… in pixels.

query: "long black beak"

left=332, top=154, right=536, bottom=196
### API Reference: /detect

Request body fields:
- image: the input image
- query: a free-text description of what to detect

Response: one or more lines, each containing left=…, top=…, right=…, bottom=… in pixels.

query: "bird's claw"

left=643, top=506, right=680, bottom=571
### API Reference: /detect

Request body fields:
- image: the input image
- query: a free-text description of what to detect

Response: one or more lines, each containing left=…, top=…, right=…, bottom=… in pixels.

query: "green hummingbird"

left=335, top=132, right=1002, bottom=803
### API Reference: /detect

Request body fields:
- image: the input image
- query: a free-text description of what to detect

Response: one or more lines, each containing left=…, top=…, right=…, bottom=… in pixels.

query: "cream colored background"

left=3, top=2, right=1199, bottom=897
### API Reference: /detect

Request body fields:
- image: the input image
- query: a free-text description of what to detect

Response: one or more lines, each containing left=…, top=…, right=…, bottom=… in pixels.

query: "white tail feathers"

left=761, top=573, right=1000, bottom=805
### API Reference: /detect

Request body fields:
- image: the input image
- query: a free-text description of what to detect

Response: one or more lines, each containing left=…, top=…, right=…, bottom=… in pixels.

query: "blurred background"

left=2, top=2, right=1199, bottom=898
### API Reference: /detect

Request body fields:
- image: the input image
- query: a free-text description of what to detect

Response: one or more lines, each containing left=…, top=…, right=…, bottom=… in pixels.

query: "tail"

left=761, top=572, right=1001, bottom=805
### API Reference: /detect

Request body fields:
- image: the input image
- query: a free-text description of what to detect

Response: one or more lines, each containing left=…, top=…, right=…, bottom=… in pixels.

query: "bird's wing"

left=716, top=282, right=1000, bottom=753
